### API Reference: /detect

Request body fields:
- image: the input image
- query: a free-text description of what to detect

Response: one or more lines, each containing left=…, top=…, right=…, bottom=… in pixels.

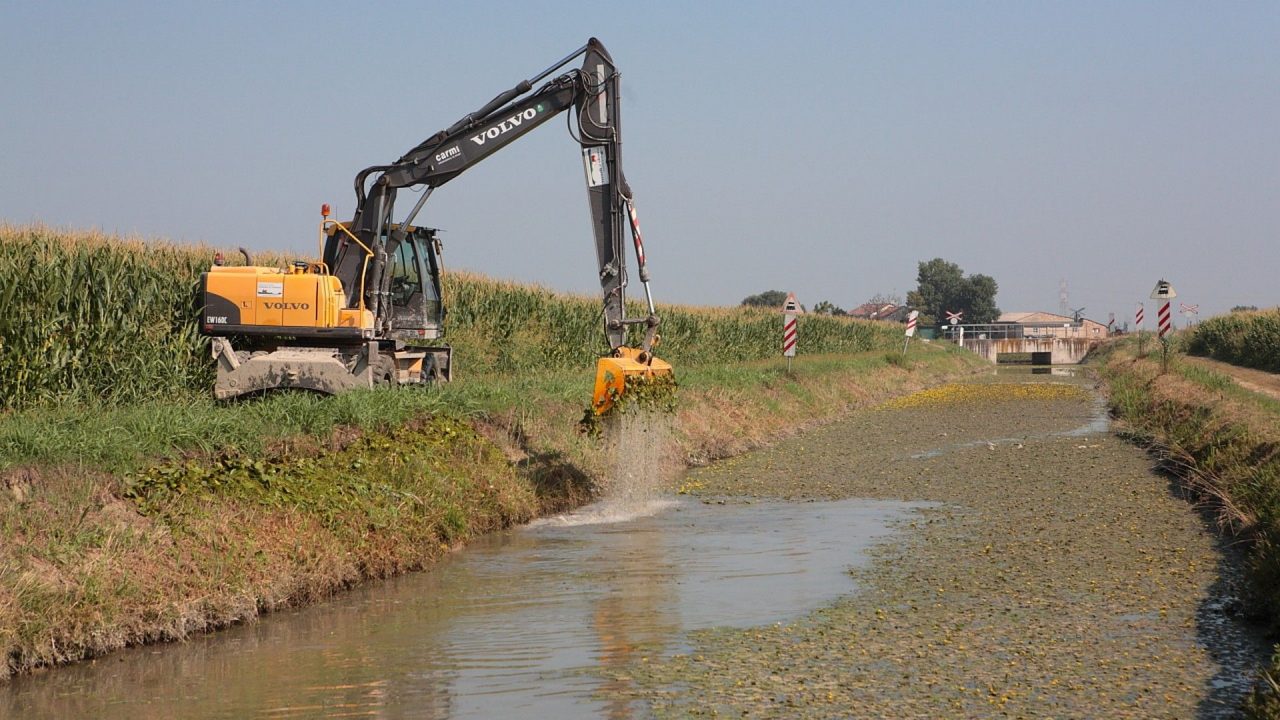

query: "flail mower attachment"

left=591, top=346, right=675, bottom=415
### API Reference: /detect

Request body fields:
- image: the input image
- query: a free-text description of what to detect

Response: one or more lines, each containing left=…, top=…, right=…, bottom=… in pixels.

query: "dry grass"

left=1107, top=352, right=1280, bottom=534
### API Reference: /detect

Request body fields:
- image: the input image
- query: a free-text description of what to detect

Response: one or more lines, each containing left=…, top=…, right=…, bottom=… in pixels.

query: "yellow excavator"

left=199, top=38, right=671, bottom=413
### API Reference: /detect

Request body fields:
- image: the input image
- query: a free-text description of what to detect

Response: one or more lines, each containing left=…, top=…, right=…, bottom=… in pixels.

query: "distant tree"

left=741, top=290, right=789, bottom=308
left=868, top=291, right=903, bottom=306
left=1231, top=305, right=1260, bottom=313
left=962, top=273, right=1000, bottom=323
left=905, top=258, right=1001, bottom=326
left=811, top=300, right=846, bottom=316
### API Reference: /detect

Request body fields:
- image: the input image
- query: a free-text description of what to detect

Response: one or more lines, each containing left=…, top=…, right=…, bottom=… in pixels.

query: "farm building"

left=995, top=311, right=1110, bottom=339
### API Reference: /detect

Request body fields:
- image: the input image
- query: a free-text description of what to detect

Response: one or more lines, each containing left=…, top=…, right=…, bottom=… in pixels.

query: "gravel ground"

left=617, top=371, right=1267, bottom=718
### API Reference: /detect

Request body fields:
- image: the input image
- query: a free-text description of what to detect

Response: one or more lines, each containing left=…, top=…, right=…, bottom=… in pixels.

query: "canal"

left=2, top=371, right=1268, bottom=718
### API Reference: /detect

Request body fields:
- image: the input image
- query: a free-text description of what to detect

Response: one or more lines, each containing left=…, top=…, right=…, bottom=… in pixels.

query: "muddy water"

left=0, top=496, right=922, bottom=718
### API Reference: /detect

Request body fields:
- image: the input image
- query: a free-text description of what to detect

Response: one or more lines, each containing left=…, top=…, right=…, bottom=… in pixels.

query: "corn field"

left=0, top=226, right=212, bottom=410
left=1185, top=308, right=1280, bottom=373
left=0, top=224, right=902, bottom=412
left=445, top=273, right=899, bottom=373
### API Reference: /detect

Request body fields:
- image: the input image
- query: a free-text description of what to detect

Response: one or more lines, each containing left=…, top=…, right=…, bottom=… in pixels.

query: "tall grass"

left=0, top=224, right=901, bottom=412
left=1185, top=308, right=1280, bottom=373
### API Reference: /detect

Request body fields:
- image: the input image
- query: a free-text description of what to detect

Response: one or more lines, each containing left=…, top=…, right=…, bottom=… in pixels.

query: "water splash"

left=528, top=497, right=679, bottom=528
left=532, top=409, right=677, bottom=528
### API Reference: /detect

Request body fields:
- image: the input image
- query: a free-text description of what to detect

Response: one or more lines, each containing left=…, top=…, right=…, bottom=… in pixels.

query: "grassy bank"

left=1097, top=339, right=1280, bottom=716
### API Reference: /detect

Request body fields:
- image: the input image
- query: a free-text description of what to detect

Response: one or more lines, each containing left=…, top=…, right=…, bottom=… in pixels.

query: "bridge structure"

left=941, top=322, right=1104, bottom=365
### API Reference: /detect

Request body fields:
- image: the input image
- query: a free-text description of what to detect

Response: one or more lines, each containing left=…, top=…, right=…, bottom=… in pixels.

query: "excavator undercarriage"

left=209, top=338, right=451, bottom=400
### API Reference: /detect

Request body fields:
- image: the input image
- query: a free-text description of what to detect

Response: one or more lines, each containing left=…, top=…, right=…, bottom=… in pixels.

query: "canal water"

left=1, top=495, right=925, bottom=719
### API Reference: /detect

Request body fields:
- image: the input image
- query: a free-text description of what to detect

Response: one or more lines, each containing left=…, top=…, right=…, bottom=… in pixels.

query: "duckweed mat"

left=612, top=374, right=1268, bottom=718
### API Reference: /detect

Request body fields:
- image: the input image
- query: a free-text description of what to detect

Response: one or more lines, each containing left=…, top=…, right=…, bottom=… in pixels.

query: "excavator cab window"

left=389, top=238, right=421, bottom=307
left=386, top=228, right=443, bottom=340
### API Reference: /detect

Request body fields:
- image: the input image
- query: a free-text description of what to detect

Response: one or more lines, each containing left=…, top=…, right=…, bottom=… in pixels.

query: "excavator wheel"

left=373, top=356, right=397, bottom=386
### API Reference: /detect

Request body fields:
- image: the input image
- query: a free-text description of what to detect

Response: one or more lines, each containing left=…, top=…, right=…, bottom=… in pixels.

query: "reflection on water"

left=2, top=497, right=921, bottom=719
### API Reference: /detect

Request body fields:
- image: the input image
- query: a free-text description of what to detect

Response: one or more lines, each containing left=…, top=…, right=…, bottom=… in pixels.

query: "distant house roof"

left=1000, top=311, right=1095, bottom=323
left=997, top=311, right=1043, bottom=323
left=998, top=311, right=1107, bottom=327
left=848, top=302, right=899, bottom=320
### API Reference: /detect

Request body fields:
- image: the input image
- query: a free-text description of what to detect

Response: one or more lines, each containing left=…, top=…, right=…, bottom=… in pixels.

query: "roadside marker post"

left=1136, top=303, right=1145, bottom=354
left=903, top=310, right=919, bottom=355
left=1150, top=279, right=1177, bottom=373
left=782, top=293, right=801, bottom=374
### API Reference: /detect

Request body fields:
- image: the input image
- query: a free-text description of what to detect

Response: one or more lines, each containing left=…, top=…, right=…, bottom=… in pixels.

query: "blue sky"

left=3, top=1, right=1277, bottom=321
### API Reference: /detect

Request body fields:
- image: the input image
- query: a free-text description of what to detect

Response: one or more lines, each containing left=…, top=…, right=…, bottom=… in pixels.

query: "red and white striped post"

left=903, top=310, right=919, bottom=355
left=782, top=293, right=800, bottom=373
left=1135, top=302, right=1145, bottom=354
left=1150, top=279, right=1177, bottom=373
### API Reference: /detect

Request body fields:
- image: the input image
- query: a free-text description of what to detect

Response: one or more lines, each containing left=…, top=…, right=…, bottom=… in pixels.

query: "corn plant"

left=0, top=225, right=904, bottom=412
left=1186, top=308, right=1280, bottom=373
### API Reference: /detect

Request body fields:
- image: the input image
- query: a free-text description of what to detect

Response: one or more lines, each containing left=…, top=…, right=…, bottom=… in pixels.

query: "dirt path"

left=618, top=372, right=1267, bottom=718
left=1184, top=356, right=1280, bottom=402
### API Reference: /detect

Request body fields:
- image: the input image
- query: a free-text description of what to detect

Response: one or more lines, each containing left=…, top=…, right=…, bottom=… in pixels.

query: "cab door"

left=386, top=227, right=444, bottom=341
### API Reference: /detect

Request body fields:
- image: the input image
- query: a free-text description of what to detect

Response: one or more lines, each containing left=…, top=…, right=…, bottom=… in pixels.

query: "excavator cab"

left=384, top=226, right=445, bottom=343
left=320, top=221, right=444, bottom=342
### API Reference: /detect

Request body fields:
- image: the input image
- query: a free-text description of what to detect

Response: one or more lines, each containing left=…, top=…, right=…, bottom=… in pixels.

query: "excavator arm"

left=323, top=38, right=669, bottom=413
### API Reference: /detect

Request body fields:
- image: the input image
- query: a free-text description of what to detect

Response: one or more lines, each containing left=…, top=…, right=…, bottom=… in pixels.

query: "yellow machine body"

left=591, top=346, right=675, bottom=415
left=201, top=266, right=373, bottom=332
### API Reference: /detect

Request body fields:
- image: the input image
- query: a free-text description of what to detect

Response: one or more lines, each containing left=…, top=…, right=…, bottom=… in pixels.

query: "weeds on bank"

left=124, top=415, right=534, bottom=537
left=0, top=415, right=539, bottom=678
